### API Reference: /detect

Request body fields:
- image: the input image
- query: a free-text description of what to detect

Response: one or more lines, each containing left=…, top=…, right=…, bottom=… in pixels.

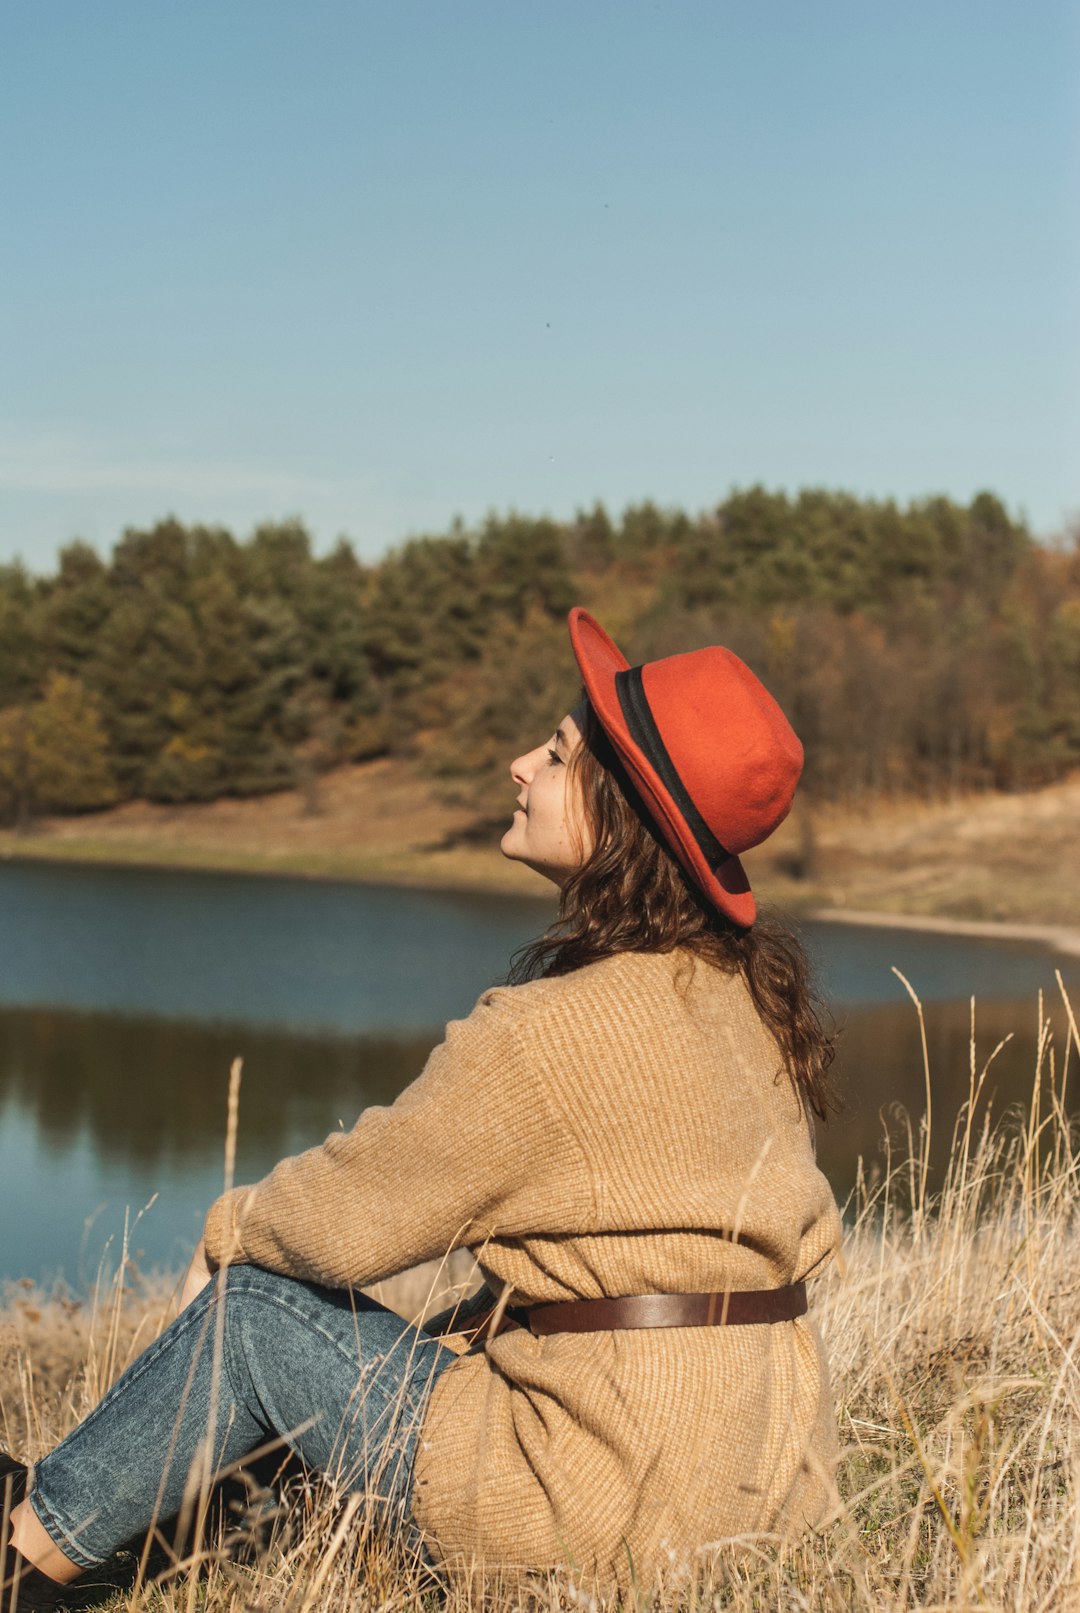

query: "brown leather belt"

left=507, top=1283, right=807, bottom=1336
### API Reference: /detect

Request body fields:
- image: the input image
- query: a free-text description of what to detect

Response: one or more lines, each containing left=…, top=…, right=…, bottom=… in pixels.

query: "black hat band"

left=613, top=665, right=732, bottom=874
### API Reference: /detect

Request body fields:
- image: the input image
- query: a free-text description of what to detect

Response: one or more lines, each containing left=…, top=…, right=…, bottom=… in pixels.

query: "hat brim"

left=568, top=607, right=756, bottom=928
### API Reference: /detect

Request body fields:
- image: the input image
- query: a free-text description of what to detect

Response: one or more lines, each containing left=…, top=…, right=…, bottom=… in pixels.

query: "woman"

left=2, top=607, right=841, bottom=1606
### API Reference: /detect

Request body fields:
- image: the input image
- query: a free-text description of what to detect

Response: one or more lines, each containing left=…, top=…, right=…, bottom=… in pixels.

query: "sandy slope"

left=742, top=766, right=1080, bottom=944
left=0, top=755, right=547, bottom=896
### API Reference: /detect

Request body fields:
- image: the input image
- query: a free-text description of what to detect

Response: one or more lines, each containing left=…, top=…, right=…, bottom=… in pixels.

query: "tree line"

left=0, top=487, right=1077, bottom=832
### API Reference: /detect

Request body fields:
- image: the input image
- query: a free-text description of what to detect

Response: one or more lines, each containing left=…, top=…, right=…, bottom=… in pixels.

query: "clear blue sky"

left=2, top=0, right=1077, bottom=576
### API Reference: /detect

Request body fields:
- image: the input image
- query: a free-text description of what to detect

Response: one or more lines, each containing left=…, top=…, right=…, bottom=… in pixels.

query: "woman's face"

left=501, top=705, right=594, bottom=886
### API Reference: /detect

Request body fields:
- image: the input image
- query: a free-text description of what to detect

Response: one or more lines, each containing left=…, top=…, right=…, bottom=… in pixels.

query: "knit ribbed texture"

left=203, top=948, right=842, bottom=1583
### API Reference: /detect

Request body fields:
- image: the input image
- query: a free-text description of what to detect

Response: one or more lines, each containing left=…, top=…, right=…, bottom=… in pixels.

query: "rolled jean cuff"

left=27, top=1486, right=105, bottom=1573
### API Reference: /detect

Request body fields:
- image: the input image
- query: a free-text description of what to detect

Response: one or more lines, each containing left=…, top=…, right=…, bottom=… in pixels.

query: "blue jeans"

left=27, top=1264, right=457, bottom=1571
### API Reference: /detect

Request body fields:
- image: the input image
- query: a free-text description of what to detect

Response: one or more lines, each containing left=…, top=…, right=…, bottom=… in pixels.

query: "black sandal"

left=0, top=1458, right=27, bottom=1510
left=1, top=1455, right=74, bottom=1613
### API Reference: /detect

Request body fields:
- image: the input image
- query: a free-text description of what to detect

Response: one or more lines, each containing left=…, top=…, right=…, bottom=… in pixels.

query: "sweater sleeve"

left=202, top=986, right=584, bottom=1289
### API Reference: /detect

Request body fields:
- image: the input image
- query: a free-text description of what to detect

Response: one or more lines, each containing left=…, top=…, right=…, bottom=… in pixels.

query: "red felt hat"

left=568, top=607, right=803, bottom=928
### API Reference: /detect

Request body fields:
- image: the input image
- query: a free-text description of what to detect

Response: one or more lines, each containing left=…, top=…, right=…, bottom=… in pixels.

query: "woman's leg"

left=15, top=1265, right=454, bottom=1576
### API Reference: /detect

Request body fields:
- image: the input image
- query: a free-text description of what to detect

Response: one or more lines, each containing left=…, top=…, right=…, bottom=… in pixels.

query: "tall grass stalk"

left=2, top=982, right=1077, bottom=1610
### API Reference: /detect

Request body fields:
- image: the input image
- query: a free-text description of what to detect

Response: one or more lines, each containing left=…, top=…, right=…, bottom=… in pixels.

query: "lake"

left=1, top=859, right=1076, bottom=1288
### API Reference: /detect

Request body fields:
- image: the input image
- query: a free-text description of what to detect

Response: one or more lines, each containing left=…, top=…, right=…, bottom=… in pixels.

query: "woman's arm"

left=179, top=1236, right=214, bottom=1310
left=422, top=1280, right=499, bottom=1341
left=202, top=989, right=591, bottom=1291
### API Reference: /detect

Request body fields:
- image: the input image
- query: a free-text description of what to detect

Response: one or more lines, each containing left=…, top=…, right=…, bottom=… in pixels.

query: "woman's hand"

left=179, top=1236, right=215, bottom=1311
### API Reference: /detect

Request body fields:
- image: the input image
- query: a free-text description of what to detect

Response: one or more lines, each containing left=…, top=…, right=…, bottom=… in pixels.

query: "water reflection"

left=0, top=1006, right=445, bottom=1286
left=2, top=983, right=1074, bottom=1286
left=0, top=1004, right=438, bottom=1171
left=8, top=993, right=1068, bottom=1180
left=817, top=991, right=1075, bottom=1198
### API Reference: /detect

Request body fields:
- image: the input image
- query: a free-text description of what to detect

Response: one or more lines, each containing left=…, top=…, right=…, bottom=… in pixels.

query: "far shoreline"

left=802, top=905, right=1080, bottom=962
left=2, top=834, right=1079, bottom=962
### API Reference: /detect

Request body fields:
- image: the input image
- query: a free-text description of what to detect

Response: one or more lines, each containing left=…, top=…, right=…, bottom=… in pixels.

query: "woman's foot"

left=3, top=1518, right=72, bottom=1613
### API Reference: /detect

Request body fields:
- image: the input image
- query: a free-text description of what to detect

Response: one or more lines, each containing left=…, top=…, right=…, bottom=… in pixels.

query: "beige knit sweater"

left=203, top=947, right=841, bottom=1583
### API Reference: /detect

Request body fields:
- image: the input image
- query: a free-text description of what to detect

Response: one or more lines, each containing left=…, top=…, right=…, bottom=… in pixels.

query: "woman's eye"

left=547, top=748, right=562, bottom=766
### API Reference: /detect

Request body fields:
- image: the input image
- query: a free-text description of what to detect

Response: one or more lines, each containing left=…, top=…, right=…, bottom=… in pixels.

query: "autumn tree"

left=0, top=672, right=118, bottom=825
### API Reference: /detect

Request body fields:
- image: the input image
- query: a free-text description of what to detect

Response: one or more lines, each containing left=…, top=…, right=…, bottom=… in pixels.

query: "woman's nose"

left=510, top=746, right=541, bottom=786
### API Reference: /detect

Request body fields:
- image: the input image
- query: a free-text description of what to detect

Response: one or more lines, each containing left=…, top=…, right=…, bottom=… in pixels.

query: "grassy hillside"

left=3, top=753, right=1079, bottom=943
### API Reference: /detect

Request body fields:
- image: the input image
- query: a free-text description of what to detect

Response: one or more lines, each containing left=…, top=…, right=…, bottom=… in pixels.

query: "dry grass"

left=3, top=976, right=1079, bottom=1611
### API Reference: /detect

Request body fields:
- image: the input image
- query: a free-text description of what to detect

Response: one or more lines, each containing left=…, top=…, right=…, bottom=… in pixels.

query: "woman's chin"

left=500, top=833, right=541, bottom=876
left=500, top=815, right=529, bottom=855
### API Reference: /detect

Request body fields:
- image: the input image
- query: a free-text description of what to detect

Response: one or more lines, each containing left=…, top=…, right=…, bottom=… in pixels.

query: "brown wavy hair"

left=506, top=693, right=838, bottom=1120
